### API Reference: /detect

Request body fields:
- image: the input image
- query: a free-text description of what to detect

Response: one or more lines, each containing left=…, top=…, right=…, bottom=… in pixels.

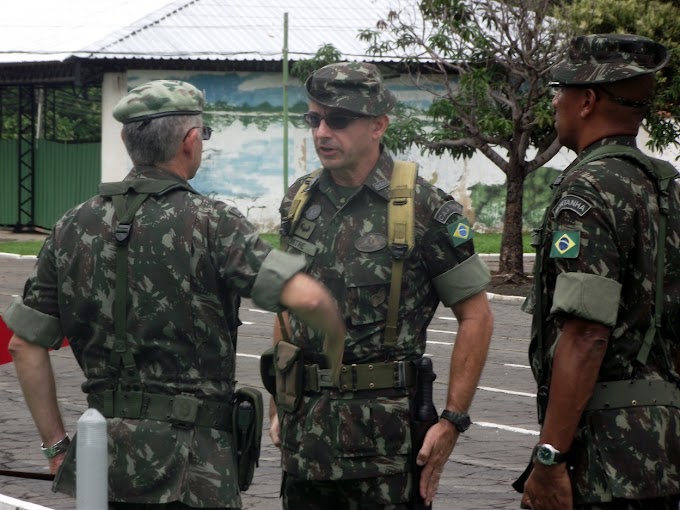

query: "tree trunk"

left=499, top=171, right=525, bottom=278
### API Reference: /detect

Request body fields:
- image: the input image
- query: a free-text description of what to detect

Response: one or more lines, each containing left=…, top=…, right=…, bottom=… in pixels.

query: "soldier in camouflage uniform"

left=517, top=35, right=680, bottom=510
left=269, top=62, right=494, bottom=508
left=3, top=79, right=346, bottom=509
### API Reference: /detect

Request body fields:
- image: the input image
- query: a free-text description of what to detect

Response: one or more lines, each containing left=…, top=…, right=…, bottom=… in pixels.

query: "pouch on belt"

left=273, top=340, right=304, bottom=413
left=232, top=387, right=263, bottom=492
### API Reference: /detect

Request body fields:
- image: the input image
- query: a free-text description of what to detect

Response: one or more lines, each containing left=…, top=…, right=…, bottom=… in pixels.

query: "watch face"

left=536, top=444, right=558, bottom=465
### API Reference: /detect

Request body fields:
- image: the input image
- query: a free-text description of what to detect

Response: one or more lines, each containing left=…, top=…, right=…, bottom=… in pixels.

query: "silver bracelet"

left=41, top=434, right=71, bottom=459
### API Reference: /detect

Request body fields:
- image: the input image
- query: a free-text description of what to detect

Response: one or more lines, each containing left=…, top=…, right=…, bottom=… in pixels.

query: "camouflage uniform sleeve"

left=251, top=250, right=306, bottom=312
left=546, top=165, right=624, bottom=326
left=2, top=233, right=64, bottom=348
left=212, top=205, right=273, bottom=295
left=211, top=204, right=305, bottom=311
left=420, top=193, right=490, bottom=307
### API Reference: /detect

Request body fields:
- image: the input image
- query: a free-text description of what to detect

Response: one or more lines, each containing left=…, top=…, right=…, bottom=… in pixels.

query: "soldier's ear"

left=580, top=88, right=598, bottom=119
left=371, top=114, right=389, bottom=138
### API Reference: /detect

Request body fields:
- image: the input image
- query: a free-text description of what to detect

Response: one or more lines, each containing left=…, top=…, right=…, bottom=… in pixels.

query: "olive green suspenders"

left=99, top=179, right=192, bottom=415
left=279, top=161, right=418, bottom=360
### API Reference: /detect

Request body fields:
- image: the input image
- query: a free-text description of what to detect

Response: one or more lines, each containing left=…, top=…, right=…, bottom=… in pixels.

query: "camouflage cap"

left=551, top=34, right=669, bottom=86
left=305, top=62, right=397, bottom=116
left=113, top=80, right=205, bottom=124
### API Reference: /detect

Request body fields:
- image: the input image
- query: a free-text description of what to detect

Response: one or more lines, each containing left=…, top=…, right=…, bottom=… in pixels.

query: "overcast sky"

left=0, top=0, right=174, bottom=57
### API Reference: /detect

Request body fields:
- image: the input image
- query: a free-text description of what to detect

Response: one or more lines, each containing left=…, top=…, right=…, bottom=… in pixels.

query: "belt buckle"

left=317, top=367, right=334, bottom=389
left=171, top=394, right=201, bottom=428
left=394, top=361, right=406, bottom=388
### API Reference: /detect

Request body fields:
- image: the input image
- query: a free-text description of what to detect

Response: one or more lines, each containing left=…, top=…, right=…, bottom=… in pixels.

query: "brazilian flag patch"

left=447, top=218, right=473, bottom=247
left=550, top=231, right=580, bottom=258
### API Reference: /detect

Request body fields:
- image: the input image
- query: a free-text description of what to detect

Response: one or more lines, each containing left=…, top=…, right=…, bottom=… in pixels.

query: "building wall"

left=99, top=69, right=678, bottom=233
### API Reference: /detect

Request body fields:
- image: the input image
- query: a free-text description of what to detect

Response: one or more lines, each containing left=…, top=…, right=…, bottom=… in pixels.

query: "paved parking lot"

left=0, top=252, right=536, bottom=510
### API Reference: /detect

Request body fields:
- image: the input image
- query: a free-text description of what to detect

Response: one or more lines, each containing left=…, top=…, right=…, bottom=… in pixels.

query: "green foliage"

left=358, top=0, right=567, bottom=171
left=290, top=44, right=343, bottom=82
left=559, top=0, right=680, bottom=154
left=1, top=87, right=101, bottom=142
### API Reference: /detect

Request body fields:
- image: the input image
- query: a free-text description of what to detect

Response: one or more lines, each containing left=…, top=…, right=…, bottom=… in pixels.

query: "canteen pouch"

left=259, top=346, right=277, bottom=396
left=274, top=340, right=303, bottom=413
left=232, top=387, right=263, bottom=492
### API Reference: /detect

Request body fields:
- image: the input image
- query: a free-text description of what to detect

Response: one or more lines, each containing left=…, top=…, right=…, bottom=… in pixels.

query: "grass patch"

left=0, top=241, right=45, bottom=256
left=473, top=233, right=533, bottom=254
left=0, top=232, right=532, bottom=257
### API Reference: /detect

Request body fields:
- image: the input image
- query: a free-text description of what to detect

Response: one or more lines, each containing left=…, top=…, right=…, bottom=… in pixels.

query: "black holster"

left=410, top=358, right=438, bottom=509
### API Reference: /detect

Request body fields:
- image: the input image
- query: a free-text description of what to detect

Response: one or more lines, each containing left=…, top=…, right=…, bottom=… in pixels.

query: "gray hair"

left=122, top=114, right=202, bottom=166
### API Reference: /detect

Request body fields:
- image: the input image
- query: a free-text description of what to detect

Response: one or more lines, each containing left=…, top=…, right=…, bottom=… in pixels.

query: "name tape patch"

left=434, top=201, right=463, bottom=224
left=553, top=195, right=592, bottom=218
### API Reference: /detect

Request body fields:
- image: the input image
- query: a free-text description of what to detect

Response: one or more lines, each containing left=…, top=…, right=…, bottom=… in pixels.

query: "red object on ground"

left=0, top=316, right=69, bottom=365
left=0, top=316, right=13, bottom=365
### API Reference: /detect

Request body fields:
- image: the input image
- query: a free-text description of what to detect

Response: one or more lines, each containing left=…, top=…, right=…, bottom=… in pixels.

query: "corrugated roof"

left=73, top=0, right=417, bottom=62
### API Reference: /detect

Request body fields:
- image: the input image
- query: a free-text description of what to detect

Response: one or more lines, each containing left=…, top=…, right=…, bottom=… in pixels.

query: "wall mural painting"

left=129, top=70, right=555, bottom=232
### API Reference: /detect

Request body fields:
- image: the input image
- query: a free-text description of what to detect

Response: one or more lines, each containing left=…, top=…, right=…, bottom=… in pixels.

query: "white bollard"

left=76, top=408, right=108, bottom=510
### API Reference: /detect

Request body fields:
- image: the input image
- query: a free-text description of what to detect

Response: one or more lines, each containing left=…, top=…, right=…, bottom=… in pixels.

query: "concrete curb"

left=0, top=494, right=54, bottom=510
left=0, top=253, right=36, bottom=260
left=487, top=292, right=526, bottom=303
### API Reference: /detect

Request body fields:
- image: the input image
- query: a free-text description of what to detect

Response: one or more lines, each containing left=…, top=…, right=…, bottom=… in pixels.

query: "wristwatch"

left=534, top=443, right=568, bottom=466
left=41, top=435, right=71, bottom=459
left=439, top=410, right=471, bottom=433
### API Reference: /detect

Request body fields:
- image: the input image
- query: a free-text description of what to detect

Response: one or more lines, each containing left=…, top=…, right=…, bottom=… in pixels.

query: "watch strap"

left=439, top=410, right=471, bottom=433
left=41, top=435, right=71, bottom=459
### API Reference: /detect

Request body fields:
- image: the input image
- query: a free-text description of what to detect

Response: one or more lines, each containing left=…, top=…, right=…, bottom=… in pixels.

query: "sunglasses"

left=183, top=126, right=213, bottom=142
left=303, top=112, right=366, bottom=130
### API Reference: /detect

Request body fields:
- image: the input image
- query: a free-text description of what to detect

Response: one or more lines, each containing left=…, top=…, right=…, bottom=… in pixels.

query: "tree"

left=358, top=0, right=572, bottom=280
left=559, top=0, right=680, bottom=152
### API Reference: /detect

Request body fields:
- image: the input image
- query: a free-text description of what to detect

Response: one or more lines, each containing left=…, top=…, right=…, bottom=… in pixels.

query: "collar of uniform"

left=580, top=136, right=638, bottom=158
left=127, top=165, right=184, bottom=182
left=125, top=165, right=200, bottom=193
left=565, top=136, right=639, bottom=174
left=317, top=148, right=394, bottom=202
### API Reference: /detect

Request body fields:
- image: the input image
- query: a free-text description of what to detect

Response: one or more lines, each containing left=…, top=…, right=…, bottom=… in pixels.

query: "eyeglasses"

left=303, top=112, right=366, bottom=130
left=183, top=126, right=213, bottom=142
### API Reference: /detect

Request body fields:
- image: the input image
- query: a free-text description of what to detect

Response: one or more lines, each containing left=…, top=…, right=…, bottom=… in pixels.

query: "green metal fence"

left=0, top=140, right=101, bottom=229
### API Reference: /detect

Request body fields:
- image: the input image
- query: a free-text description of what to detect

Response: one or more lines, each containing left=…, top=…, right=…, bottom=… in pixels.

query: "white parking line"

left=237, top=353, right=261, bottom=359
left=505, top=363, right=531, bottom=369
left=246, top=308, right=273, bottom=314
left=475, top=421, right=539, bottom=436
left=427, top=329, right=456, bottom=335
left=478, top=386, right=535, bottom=398
left=437, top=317, right=457, bottom=321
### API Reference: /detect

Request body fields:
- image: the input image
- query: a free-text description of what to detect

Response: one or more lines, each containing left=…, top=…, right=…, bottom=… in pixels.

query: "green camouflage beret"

left=113, top=79, right=204, bottom=124
left=551, top=34, right=669, bottom=86
left=305, top=62, right=397, bottom=116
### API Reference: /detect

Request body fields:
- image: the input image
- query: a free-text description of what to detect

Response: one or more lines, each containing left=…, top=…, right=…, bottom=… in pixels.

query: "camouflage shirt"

left=524, top=137, right=680, bottom=503
left=3, top=166, right=303, bottom=506
left=278, top=149, right=490, bottom=481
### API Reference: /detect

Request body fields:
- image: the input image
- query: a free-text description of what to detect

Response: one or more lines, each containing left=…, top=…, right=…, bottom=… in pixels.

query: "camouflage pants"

left=282, top=471, right=413, bottom=510
left=576, top=495, right=680, bottom=510
left=109, top=503, right=229, bottom=509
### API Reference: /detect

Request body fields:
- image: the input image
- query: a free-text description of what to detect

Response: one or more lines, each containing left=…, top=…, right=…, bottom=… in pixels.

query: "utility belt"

left=260, top=341, right=418, bottom=413
left=87, top=390, right=233, bottom=431
left=304, top=361, right=416, bottom=393
left=585, top=379, right=680, bottom=412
